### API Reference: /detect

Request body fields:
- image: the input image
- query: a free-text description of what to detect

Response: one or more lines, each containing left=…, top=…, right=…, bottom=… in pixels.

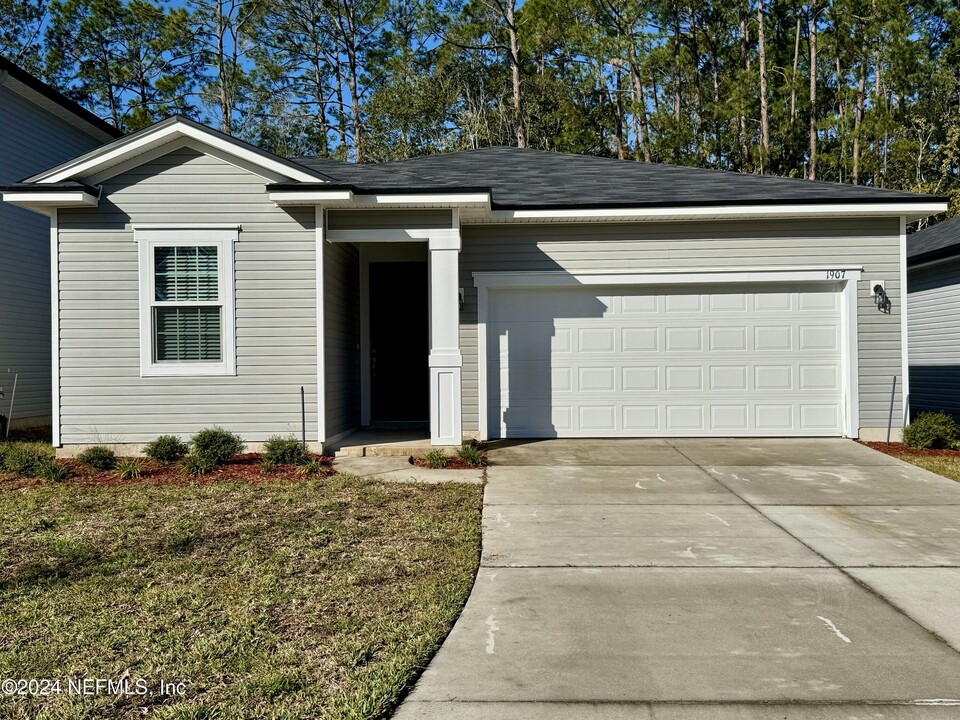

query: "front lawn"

left=892, top=454, right=960, bottom=483
left=0, top=473, right=483, bottom=719
left=861, top=441, right=960, bottom=483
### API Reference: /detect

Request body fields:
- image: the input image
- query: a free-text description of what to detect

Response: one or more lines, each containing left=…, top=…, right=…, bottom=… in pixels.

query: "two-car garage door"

left=486, top=284, right=844, bottom=438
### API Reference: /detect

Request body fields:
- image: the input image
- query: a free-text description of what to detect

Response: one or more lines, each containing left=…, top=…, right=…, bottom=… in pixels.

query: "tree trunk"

left=757, top=0, right=770, bottom=173
left=506, top=0, right=526, bottom=148
left=739, top=11, right=750, bottom=171
left=614, top=62, right=626, bottom=159
left=673, top=13, right=682, bottom=122
left=853, top=61, right=865, bottom=185
left=791, top=16, right=801, bottom=123
left=808, top=1, right=819, bottom=180
left=629, top=62, right=652, bottom=162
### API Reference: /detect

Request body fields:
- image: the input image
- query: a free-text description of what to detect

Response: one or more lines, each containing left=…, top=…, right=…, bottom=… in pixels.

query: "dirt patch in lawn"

left=1, top=453, right=336, bottom=490
left=859, top=441, right=960, bottom=458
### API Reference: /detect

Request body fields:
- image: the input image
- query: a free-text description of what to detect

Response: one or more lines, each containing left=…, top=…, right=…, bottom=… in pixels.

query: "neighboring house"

left=907, top=216, right=960, bottom=418
left=0, top=57, right=120, bottom=432
left=0, top=116, right=947, bottom=451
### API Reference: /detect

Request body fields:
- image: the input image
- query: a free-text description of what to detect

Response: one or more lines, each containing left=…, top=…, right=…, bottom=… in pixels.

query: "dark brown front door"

left=370, top=261, right=429, bottom=423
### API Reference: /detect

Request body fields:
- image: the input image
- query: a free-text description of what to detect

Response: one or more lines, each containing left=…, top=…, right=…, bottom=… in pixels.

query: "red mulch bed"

left=409, top=455, right=485, bottom=470
left=1, top=453, right=335, bottom=490
left=859, top=441, right=960, bottom=458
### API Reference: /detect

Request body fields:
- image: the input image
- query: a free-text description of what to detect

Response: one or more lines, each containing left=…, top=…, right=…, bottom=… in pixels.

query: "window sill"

left=141, top=363, right=236, bottom=378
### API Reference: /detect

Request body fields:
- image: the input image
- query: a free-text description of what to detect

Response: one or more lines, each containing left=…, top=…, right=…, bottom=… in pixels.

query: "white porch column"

left=428, top=228, right=462, bottom=445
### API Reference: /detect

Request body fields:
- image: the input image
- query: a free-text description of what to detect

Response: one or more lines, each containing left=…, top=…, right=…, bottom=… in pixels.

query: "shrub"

left=116, top=458, right=144, bottom=480
left=260, top=458, right=278, bottom=475
left=190, top=427, right=244, bottom=466
left=36, top=458, right=69, bottom=483
left=182, top=452, right=216, bottom=477
left=903, top=412, right=960, bottom=450
left=422, top=448, right=448, bottom=469
left=456, top=443, right=486, bottom=467
left=144, top=435, right=188, bottom=464
left=299, top=459, right=325, bottom=477
left=263, top=435, right=308, bottom=465
left=3, top=443, right=55, bottom=477
left=77, top=446, right=116, bottom=471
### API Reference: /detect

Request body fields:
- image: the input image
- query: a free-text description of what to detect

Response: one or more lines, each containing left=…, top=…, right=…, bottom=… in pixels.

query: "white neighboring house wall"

left=0, top=79, right=114, bottom=431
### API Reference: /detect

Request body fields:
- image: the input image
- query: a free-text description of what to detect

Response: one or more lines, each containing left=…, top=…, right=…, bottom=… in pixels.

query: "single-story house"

left=907, top=216, right=960, bottom=418
left=0, top=116, right=947, bottom=452
left=0, top=57, right=121, bottom=433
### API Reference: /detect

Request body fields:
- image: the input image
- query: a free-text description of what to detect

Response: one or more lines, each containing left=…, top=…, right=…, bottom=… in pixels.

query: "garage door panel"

left=488, top=284, right=844, bottom=438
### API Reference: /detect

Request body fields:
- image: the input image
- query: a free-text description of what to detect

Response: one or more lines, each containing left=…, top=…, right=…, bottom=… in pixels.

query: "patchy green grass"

left=0, top=473, right=483, bottom=719
left=895, top=454, right=960, bottom=483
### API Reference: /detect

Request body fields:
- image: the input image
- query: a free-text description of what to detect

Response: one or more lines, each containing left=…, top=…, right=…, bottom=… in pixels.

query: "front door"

left=370, top=261, right=429, bottom=423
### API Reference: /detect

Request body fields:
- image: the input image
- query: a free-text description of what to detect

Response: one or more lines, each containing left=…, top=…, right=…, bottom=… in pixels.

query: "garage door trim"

left=474, top=267, right=862, bottom=440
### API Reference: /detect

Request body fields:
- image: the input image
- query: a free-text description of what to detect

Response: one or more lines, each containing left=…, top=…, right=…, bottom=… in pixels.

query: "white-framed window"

left=135, top=226, right=238, bottom=376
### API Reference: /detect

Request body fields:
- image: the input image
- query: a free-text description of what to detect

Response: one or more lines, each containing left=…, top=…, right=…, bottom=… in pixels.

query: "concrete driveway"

left=393, top=439, right=960, bottom=719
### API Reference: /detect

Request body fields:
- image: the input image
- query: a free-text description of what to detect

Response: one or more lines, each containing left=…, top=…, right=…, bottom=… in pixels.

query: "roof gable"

left=29, top=116, right=330, bottom=185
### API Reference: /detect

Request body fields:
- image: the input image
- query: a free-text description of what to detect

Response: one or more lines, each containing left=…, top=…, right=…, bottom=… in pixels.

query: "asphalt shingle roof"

left=908, top=216, right=960, bottom=263
left=293, top=146, right=941, bottom=210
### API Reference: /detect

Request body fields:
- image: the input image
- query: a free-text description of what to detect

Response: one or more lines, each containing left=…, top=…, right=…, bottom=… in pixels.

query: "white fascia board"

left=473, top=266, right=864, bottom=288
left=1, top=190, right=98, bottom=214
left=35, top=119, right=321, bottom=184
left=327, top=228, right=460, bottom=244
left=271, top=191, right=491, bottom=209
left=269, top=189, right=355, bottom=205
left=483, top=202, right=948, bottom=223
left=352, top=192, right=490, bottom=207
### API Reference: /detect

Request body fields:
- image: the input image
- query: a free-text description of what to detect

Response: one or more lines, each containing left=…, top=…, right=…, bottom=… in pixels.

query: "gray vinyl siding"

left=327, top=209, right=452, bottom=230
left=57, top=147, right=318, bottom=444
left=459, top=217, right=904, bottom=435
left=325, top=241, right=360, bottom=437
left=0, top=83, right=106, bottom=426
left=908, top=257, right=960, bottom=417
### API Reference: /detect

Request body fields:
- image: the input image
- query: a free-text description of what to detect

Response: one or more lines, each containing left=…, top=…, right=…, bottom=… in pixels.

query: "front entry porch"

left=320, top=212, right=464, bottom=449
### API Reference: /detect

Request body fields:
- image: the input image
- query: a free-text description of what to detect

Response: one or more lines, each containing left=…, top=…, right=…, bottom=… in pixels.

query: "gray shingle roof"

left=293, top=146, right=942, bottom=210
left=908, top=216, right=960, bottom=263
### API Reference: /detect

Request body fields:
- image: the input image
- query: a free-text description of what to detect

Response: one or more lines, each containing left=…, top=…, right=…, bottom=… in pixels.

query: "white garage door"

left=486, top=283, right=844, bottom=438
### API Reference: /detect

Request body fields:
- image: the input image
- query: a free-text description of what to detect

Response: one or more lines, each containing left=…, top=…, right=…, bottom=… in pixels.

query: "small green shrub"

left=456, top=443, right=486, bottom=467
left=190, top=427, right=244, bottom=466
left=182, top=452, right=216, bottom=477
left=260, top=458, right=278, bottom=475
left=36, top=458, right=69, bottom=483
left=263, top=435, right=308, bottom=465
left=299, top=459, right=324, bottom=477
left=116, top=458, right=144, bottom=480
left=422, top=448, right=448, bottom=469
left=76, top=446, right=116, bottom=471
left=3, top=443, right=55, bottom=477
left=144, top=435, right=188, bottom=464
left=903, top=412, right=960, bottom=450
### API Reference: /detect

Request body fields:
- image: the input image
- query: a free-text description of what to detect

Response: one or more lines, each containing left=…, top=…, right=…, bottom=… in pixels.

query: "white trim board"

left=900, top=215, right=910, bottom=425
left=475, top=267, right=862, bottom=441
left=316, top=206, right=326, bottom=443
left=50, top=209, right=61, bottom=447
left=481, top=202, right=946, bottom=224
left=474, top=267, right=864, bottom=288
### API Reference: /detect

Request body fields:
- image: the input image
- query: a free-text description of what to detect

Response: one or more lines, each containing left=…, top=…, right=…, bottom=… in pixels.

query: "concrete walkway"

left=394, top=438, right=960, bottom=719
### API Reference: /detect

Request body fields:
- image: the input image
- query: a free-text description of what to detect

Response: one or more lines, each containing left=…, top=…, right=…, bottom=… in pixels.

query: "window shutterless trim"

left=135, top=227, right=237, bottom=377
